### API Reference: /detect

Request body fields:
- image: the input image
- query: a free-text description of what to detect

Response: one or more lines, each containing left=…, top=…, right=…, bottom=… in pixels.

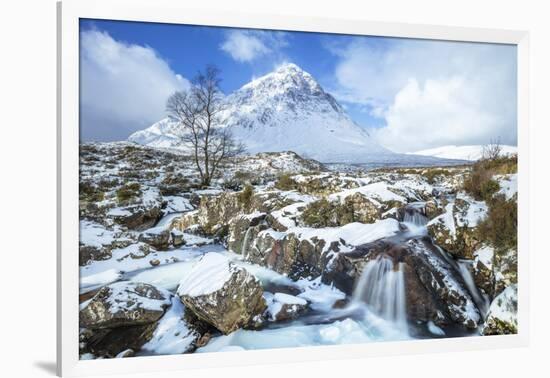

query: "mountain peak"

left=274, top=62, right=304, bottom=74
left=130, top=62, right=393, bottom=163
left=242, top=62, right=320, bottom=95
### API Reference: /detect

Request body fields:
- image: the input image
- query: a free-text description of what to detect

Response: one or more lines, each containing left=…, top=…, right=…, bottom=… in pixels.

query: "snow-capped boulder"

left=80, top=282, right=171, bottom=329
left=427, top=193, right=488, bottom=259
left=170, top=229, right=186, bottom=247
left=177, top=253, right=266, bottom=334
left=109, top=187, right=164, bottom=231
left=138, top=227, right=171, bottom=250
left=79, top=221, right=133, bottom=266
left=482, top=284, right=518, bottom=335
left=264, top=292, right=308, bottom=322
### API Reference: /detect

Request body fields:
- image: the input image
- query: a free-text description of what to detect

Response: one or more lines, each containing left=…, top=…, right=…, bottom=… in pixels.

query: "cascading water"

left=403, top=209, right=428, bottom=226
left=401, top=203, right=429, bottom=238
left=456, top=260, right=490, bottom=316
left=352, top=256, right=408, bottom=333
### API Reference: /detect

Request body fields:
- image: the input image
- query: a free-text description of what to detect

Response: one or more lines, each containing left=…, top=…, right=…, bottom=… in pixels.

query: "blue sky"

left=79, top=19, right=517, bottom=152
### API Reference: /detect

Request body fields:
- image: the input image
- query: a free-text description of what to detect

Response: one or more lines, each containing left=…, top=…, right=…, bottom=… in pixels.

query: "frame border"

left=57, top=0, right=530, bottom=376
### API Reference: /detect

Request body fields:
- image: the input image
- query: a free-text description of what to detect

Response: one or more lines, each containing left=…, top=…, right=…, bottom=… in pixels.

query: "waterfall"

left=456, top=260, right=490, bottom=315
left=403, top=207, right=428, bottom=226
left=352, top=256, right=408, bottom=332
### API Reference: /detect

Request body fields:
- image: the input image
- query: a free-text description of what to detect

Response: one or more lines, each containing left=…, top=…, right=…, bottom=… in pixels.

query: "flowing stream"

left=352, top=257, right=408, bottom=333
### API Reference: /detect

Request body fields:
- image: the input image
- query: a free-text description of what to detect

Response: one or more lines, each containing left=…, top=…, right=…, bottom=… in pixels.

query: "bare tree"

left=167, top=66, right=245, bottom=187
left=482, top=137, right=503, bottom=161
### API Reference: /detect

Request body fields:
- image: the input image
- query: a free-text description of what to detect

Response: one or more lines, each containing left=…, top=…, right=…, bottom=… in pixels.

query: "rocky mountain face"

left=129, top=63, right=393, bottom=163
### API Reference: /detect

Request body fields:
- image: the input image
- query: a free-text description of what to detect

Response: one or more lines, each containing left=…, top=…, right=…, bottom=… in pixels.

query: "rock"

left=295, top=173, right=360, bottom=196
left=149, top=259, right=160, bottom=267
left=138, top=227, right=171, bottom=250
left=110, top=205, right=162, bottom=231
left=227, top=212, right=267, bottom=254
left=79, top=245, right=112, bottom=266
left=84, top=323, right=158, bottom=358
left=170, top=229, right=186, bottom=247
left=473, top=245, right=495, bottom=297
left=128, top=243, right=151, bottom=259
left=80, top=282, right=171, bottom=329
left=424, top=199, right=442, bottom=220
left=79, top=221, right=133, bottom=266
left=427, top=193, right=488, bottom=259
left=343, top=192, right=380, bottom=223
left=246, top=229, right=337, bottom=280
left=190, top=190, right=299, bottom=236
left=299, top=197, right=364, bottom=228
left=482, top=284, right=518, bottom=335
left=493, top=248, right=518, bottom=297
left=264, top=292, right=308, bottom=322
left=177, top=253, right=267, bottom=334
left=109, top=188, right=163, bottom=231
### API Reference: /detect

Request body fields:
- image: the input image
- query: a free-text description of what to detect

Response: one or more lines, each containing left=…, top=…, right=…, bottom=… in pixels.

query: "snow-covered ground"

left=78, top=140, right=517, bottom=360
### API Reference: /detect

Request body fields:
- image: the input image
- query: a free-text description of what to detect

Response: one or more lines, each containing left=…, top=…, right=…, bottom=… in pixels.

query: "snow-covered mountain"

left=129, top=63, right=392, bottom=163
left=409, top=145, right=518, bottom=161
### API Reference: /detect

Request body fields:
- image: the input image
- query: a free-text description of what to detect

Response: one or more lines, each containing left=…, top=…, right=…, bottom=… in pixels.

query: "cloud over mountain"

left=80, top=30, right=189, bottom=141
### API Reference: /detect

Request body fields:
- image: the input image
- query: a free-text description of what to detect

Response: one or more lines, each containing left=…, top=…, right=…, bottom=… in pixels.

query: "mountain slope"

left=129, top=63, right=392, bottom=163
left=409, top=145, right=518, bottom=161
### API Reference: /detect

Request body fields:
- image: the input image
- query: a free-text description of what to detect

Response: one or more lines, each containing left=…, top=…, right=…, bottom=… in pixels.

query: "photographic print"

left=78, top=19, right=518, bottom=360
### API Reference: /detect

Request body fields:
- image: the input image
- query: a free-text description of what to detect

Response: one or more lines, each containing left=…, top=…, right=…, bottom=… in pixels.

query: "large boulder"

left=482, top=284, right=518, bottom=335
left=177, top=253, right=267, bottom=334
left=138, top=227, right=171, bottom=250
left=246, top=229, right=342, bottom=280
left=80, top=282, right=171, bottom=329
left=246, top=220, right=401, bottom=281
left=427, top=193, right=488, bottom=259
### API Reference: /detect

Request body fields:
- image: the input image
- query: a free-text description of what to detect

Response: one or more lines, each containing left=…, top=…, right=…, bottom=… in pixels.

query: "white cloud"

left=329, top=39, right=517, bottom=152
left=220, top=30, right=287, bottom=62
left=80, top=30, right=189, bottom=141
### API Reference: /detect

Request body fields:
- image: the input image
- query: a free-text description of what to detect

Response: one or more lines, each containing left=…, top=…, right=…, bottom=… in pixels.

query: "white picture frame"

left=57, top=0, right=530, bottom=376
